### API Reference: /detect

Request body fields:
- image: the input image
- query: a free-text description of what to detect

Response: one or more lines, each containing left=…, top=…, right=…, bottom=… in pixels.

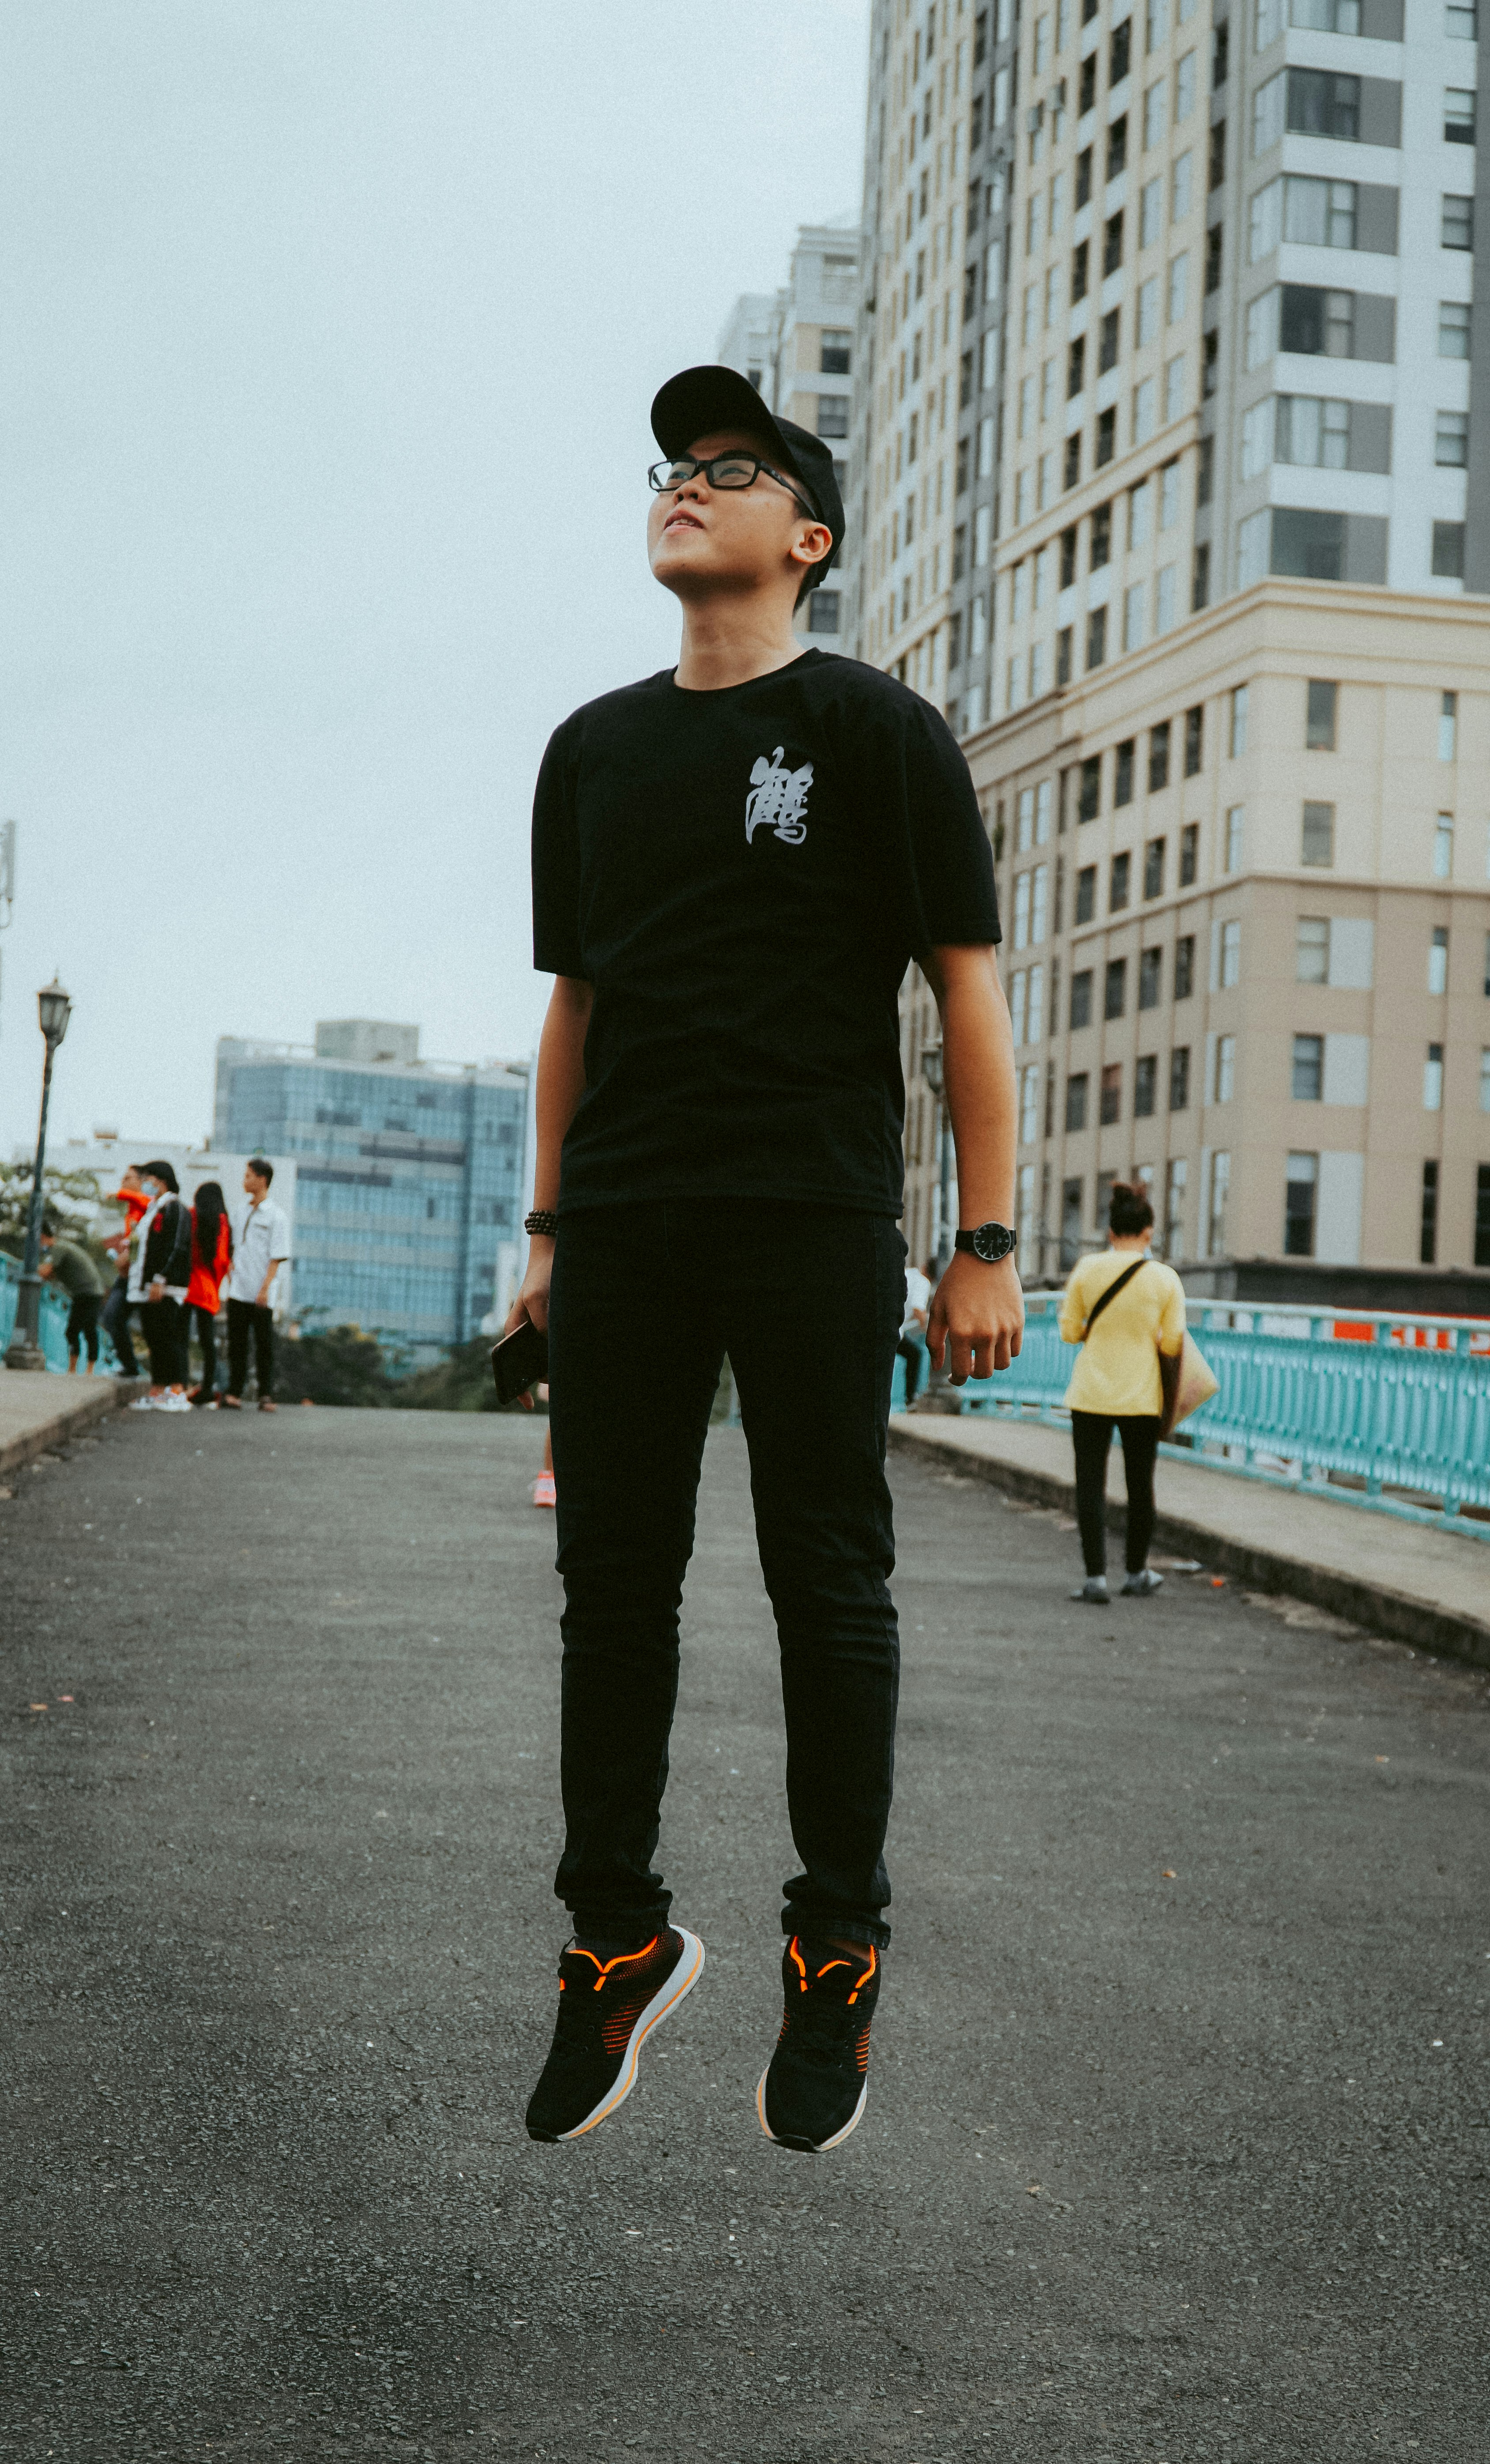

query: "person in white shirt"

left=221, top=1158, right=290, bottom=1413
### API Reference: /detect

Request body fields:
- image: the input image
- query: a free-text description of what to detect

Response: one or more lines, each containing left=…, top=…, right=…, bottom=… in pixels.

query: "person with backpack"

left=1059, top=1181, right=1186, bottom=1604
left=185, top=1180, right=233, bottom=1406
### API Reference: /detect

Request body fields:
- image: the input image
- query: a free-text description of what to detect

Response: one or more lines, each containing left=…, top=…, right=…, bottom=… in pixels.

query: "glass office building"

left=214, top=1020, right=529, bottom=1362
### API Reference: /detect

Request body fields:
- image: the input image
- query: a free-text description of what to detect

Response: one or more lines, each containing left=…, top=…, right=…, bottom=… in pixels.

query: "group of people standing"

left=41, top=1156, right=290, bottom=1411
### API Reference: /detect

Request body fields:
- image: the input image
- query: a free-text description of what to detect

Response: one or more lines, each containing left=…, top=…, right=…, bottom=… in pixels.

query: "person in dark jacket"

left=128, top=1161, right=195, bottom=1412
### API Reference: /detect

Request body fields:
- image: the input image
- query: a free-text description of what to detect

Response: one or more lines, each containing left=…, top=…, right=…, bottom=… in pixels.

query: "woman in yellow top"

left=1058, top=1181, right=1186, bottom=1604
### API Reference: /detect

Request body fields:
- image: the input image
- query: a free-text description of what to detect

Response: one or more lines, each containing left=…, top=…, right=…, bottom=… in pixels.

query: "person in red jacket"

left=185, top=1181, right=233, bottom=1407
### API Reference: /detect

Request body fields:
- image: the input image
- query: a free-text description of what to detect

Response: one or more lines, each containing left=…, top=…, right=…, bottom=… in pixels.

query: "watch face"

left=971, top=1222, right=1015, bottom=1263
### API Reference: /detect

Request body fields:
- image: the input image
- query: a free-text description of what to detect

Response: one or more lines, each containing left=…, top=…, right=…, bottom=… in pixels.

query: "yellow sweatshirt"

left=1059, top=1249, right=1187, bottom=1418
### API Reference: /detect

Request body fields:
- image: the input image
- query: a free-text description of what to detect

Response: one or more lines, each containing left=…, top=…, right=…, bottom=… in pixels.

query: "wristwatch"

left=955, top=1221, right=1017, bottom=1263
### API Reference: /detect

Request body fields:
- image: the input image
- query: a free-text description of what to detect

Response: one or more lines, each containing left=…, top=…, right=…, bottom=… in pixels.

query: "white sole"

left=555, top=1928, right=705, bottom=2142
left=756, top=2065, right=869, bottom=2154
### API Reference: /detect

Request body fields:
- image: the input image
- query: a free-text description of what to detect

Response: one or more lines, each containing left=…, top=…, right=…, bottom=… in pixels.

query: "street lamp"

left=4, top=977, right=73, bottom=1372
left=919, top=1039, right=954, bottom=1279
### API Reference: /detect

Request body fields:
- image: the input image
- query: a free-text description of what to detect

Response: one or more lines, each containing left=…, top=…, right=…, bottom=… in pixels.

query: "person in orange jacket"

left=99, top=1164, right=150, bottom=1380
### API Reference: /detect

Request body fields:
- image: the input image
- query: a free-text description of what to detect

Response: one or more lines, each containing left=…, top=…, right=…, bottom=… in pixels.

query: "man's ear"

left=788, top=521, right=833, bottom=577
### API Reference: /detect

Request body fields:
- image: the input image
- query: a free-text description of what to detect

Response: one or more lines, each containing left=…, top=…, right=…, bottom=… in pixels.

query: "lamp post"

left=4, top=977, right=73, bottom=1372
left=920, top=1039, right=954, bottom=1280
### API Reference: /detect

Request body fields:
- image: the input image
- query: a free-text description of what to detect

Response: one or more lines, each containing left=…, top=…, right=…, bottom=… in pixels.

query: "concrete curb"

left=889, top=1422, right=1490, bottom=1674
left=0, top=1377, right=135, bottom=1482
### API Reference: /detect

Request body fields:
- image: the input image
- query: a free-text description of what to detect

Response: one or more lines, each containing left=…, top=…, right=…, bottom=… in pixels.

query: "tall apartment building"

left=717, top=220, right=863, bottom=646
left=846, top=0, right=1490, bottom=1290
left=213, top=1021, right=530, bottom=1359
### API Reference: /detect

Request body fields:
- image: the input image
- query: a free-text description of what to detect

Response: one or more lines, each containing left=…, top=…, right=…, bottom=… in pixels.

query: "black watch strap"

left=954, top=1222, right=1017, bottom=1263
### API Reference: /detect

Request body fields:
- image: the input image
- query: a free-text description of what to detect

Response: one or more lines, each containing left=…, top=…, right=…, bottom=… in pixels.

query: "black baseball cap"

left=650, top=364, right=845, bottom=587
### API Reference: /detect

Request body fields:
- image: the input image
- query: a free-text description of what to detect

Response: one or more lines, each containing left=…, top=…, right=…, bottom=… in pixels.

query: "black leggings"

left=1070, top=1412, right=1162, bottom=1577
left=191, top=1304, right=220, bottom=1400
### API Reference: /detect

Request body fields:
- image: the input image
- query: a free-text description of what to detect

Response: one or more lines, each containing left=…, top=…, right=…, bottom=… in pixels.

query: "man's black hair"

left=41, top=1214, right=59, bottom=1238
left=142, top=1159, right=181, bottom=1194
left=246, top=1156, right=275, bottom=1186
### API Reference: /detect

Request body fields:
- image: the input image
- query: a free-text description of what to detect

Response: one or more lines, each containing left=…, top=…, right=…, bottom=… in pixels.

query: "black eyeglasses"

left=648, top=453, right=819, bottom=523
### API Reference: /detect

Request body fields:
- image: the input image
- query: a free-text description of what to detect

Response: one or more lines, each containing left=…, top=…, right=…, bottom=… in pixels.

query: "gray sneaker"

left=1069, top=1576, right=1110, bottom=1604
left=1121, top=1569, right=1164, bottom=1597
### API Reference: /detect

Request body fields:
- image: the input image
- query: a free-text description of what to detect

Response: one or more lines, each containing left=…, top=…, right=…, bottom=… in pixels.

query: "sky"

left=0, top=0, right=871, bottom=1155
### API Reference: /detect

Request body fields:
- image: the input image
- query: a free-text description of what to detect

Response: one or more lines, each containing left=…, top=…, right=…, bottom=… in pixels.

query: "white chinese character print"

left=745, top=745, right=813, bottom=845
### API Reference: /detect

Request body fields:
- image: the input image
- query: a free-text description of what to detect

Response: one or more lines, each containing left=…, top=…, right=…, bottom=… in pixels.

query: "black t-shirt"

left=531, top=648, right=1000, bottom=1216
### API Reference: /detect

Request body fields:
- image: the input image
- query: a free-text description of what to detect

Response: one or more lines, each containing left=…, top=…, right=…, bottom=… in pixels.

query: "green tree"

left=0, top=1162, right=113, bottom=1271
left=272, top=1324, right=403, bottom=1408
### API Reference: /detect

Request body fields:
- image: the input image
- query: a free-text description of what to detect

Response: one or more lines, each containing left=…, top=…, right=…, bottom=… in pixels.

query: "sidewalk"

left=0, top=1370, right=129, bottom=1482
left=890, top=1410, right=1490, bottom=1672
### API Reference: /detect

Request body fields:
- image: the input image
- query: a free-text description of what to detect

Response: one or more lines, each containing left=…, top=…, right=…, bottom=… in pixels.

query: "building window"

left=1439, top=301, right=1472, bottom=360
left=1110, top=851, right=1132, bottom=910
left=1285, top=1152, right=1317, bottom=1256
left=1302, top=802, right=1335, bottom=867
left=1070, top=967, right=1094, bottom=1029
left=1429, top=927, right=1449, bottom=996
left=1066, top=1072, right=1090, bottom=1131
left=1228, top=685, right=1249, bottom=759
left=1218, top=919, right=1242, bottom=988
left=1144, top=838, right=1166, bottom=899
left=1432, top=523, right=1466, bottom=579
left=1208, top=1151, right=1231, bottom=1256
left=1105, top=958, right=1128, bottom=1020
left=1179, top=824, right=1199, bottom=887
left=1445, top=88, right=1476, bottom=144
left=1135, top=1055, right=1159, bottom=1117
left=1115, top=739, right=1135, bottom=805
left=1020, top=1064, right=1041, bottom=1144
left=1306, top=680, right=1337, bottom=751
left=1170, top=1046, right=1191, bottom=1110
left=1439, top=691, right=1458, bottom=762
left=1075, top=866, right=1097, bottom=925
left=1212, top=1033, right=1237, bottom=1103
left=1175, top=934, right=1196, bottom=999
left=807, top=591, right=841, bottom=634
left=1223, top=807, right=1244, bottom=873
left=1086, top=606, right=1108, bottom=670
left=1434, top=815, right=1455, bottom=878
left=1148, top=722, right=1171, bottom=792
left=1096, top=406, right=1117, bottom=466
left=1292, top=1033, right=1324, bottom=1100
left=1436, top=411, right=1470, bottom=468
left=1421, top=1159, right=1439, bottom=1264
left=1424, top=1043, right=1445, bottom=1111
left=1164, top=1157, right=1188, bottom=1258
left=1478, top=1164, right=1490, bottom=1268
left=817, top=396, right=850, bottom=440
left=1442, top=193, right=1473, bottom=249
left=1296, top=917, right=1329, bottom=984
left=1078, top=755, right=1101, bottom=820
left=1184, top=706, right=1204, bottom=777
left=1100, top=1062, right=1123, bottom=1125
left=1091, top=502, right=1113, bottom=571
left=1140, top=947, right=1163, bottom=1008
left=821, top=329, right=852, bottom=375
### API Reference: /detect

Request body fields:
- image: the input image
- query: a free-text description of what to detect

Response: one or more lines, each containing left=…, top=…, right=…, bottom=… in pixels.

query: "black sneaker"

left=524, top=1926, right=704, bottom=2143
left=757, top=1935, right=881, bottom=2154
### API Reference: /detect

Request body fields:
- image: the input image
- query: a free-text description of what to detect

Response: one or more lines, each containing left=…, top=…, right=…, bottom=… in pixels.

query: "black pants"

left=549, top=1201, right=905, bottom=1951
left=226, top=1298, right=275, bottom=1399
left=1070, top=1411, right=1162, bottom=1577
left=191, top=1304, right=220, bottom=1400
left=101, top=1277, right=137, bottom=1378
left=140, top=1296, right=188, bottom=1389
left=66, top=1293, right=102, bottom=1363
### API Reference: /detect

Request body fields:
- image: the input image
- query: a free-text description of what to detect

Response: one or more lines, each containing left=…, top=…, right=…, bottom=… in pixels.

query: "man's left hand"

left=927, top=1253, right=1024, bottom=1384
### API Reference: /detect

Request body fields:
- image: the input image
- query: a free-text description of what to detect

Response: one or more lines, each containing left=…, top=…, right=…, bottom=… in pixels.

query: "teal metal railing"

left=893, top=1292, right=1490, bottom=1543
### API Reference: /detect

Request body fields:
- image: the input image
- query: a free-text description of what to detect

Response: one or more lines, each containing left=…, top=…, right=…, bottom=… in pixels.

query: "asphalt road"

left=3, top=1406, right=1488, bottom=2464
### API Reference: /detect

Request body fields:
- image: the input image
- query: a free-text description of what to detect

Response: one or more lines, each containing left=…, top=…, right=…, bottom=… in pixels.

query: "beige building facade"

left=900, top=578, right=1490, bottom=1283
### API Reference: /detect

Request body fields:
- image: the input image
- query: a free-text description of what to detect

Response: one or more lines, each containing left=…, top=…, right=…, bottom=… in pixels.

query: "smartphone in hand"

left=490, top=1316, right=549, bottom=1407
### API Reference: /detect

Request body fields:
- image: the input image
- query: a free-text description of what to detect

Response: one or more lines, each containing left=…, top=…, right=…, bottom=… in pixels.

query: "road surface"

left=3, top=1407, right=1486, bottom=2460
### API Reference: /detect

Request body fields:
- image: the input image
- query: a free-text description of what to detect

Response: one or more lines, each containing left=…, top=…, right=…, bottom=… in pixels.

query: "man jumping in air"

left=515, top=365, right=1021, bottom=2153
